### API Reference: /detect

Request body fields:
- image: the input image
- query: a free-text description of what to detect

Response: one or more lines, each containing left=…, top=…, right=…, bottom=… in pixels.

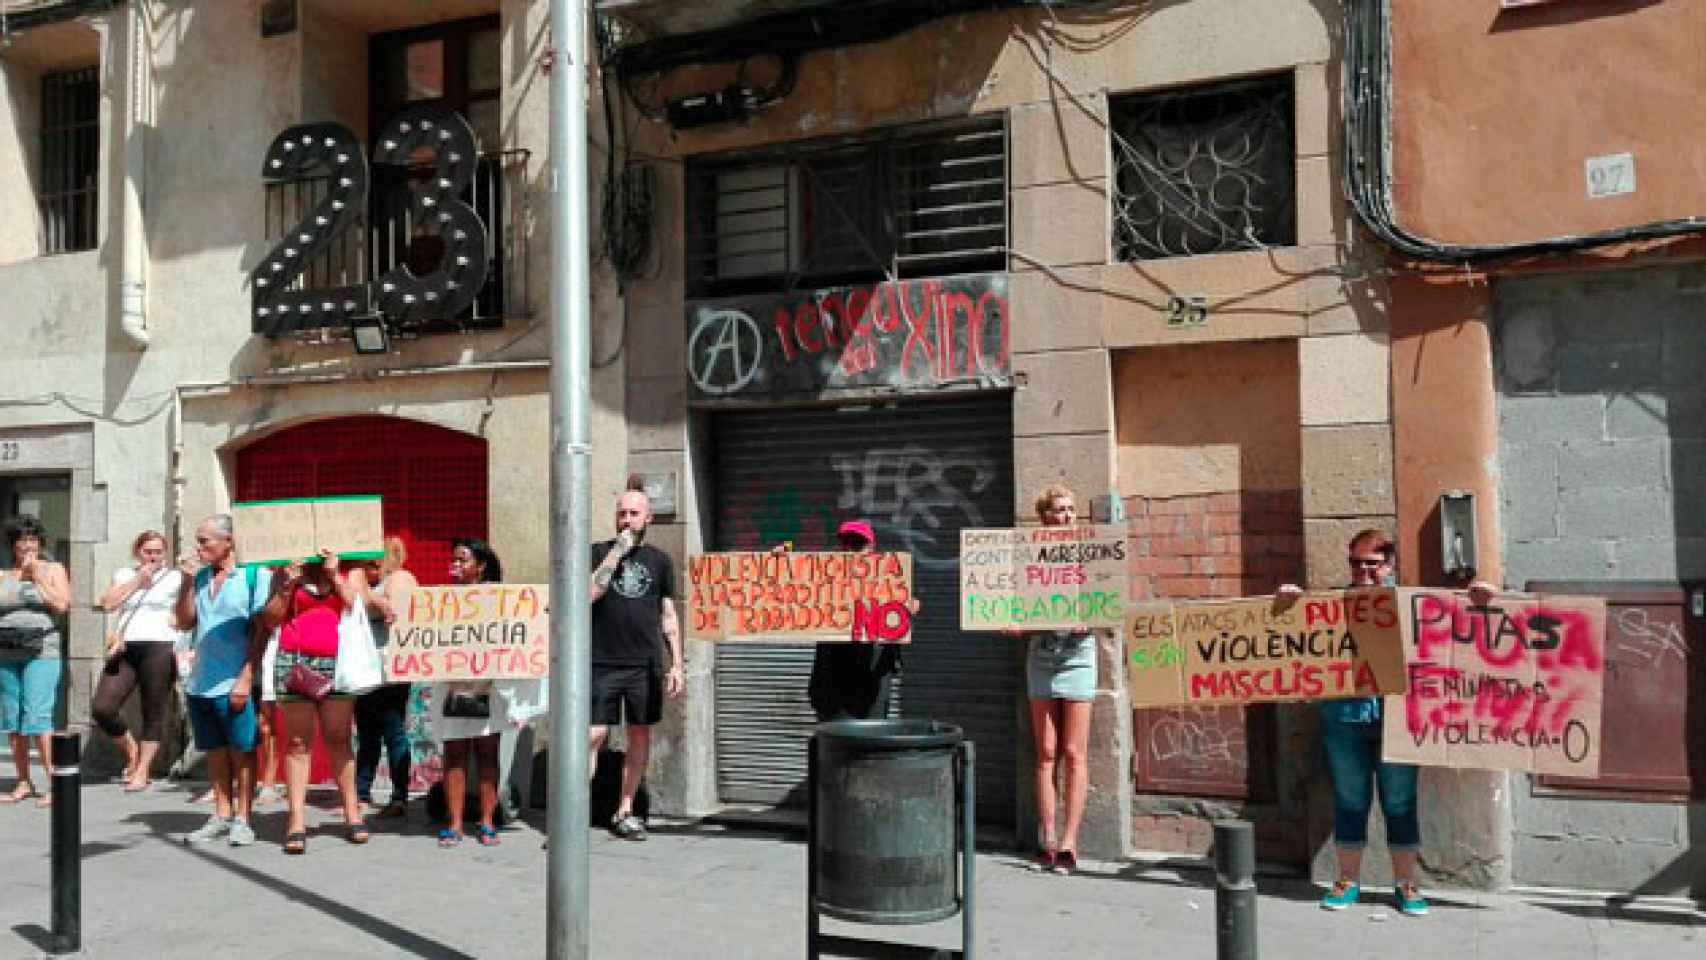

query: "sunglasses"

left=1348, top=556, right=1390, bottom=569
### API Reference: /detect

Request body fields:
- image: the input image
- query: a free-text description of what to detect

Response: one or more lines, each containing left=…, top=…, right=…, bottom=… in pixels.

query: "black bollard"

left=50, top=732, right=80, bottom=954
left=1213, top=819, right=1256, bottom=960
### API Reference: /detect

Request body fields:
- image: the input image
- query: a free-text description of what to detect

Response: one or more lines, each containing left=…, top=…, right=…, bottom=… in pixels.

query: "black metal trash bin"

left=808, top=719, right=976, bottom=958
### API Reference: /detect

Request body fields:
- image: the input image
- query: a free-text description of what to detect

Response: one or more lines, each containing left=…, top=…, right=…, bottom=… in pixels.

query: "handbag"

left=106, top=568, right=165, bottom=657
left=283, top=658, right=334, bottom=702
left=333, top=599, right=384, bottom=695
left=442, top=689, right=492, bottom=719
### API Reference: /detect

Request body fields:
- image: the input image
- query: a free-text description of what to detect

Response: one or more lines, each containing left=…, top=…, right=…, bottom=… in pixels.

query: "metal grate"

left=1111, top=75, right=1295, bottom=261
left=263, top=149, right=531, bottom=331
left=686, top=115, right=1007, bottom=296
left=38, top=66, right=99, bottom=255
left=235, top=415, right=489, bottom=587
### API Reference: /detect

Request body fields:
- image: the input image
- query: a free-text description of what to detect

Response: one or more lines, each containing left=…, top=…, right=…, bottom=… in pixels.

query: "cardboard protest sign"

left=959, top=525, right=1128, bottom=631
left=1125, top=589, right=1407, bottom=706
left=233, top=495, right=384, bottom=566
left=386, top=584, right=549, bottom=682
left=1381, top=589, right=1605, bottom=775
left=687, top=551, right=913, bottom=643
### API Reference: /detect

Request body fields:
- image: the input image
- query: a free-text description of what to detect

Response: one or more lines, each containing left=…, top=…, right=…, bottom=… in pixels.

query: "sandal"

left=1052, top=849, right=1078, bottom=876
left=0, top=782, right=36, bottom=804
left=123, top=778, right=151, bottom=794
left=347, top=822, right=370, bottom=845
left=283, top=831, right=307, bottom=855
left=437, top=828, right=463, bottom=848
left=1029, top=849, right=1057, bottom=872
left=476, top=824, right=500, bottom=847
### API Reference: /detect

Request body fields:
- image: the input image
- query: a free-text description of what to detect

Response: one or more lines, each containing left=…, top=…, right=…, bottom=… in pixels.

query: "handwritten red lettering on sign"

left=1389, top=591, right=1604, bottom=773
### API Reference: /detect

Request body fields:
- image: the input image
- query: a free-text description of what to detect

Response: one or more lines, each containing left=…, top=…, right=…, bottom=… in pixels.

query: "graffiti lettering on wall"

left=1380, top=590, right=1606, bottom=775
left=1143, top=708, right=1248, bottom=785
left=832, top=445, right=994, bottom=567
left=686, top=274, right=1011, bottom=400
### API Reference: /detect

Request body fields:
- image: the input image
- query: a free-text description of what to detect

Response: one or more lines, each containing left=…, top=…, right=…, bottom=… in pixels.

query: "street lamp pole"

left=546, top=0, right=593, bottom=958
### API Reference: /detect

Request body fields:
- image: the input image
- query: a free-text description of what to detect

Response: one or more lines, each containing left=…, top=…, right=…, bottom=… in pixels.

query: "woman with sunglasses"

left=1279, top=529, right=1492, bottom=917
left=0, top=516, right=70, bottom=806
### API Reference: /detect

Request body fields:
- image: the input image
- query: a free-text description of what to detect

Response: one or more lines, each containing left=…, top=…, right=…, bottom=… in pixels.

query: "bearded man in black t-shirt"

left=589, top=490, right=683, bottom=840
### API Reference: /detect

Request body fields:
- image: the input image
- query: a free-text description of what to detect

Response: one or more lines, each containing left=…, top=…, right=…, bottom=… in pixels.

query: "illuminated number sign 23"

left=251, top=104, right=489, bottom=335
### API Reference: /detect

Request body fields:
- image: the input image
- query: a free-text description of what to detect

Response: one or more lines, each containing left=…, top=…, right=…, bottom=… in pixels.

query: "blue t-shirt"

left=186, top=566, right=272, bottom=697
left=1320, top=696, right=1382, bottom=725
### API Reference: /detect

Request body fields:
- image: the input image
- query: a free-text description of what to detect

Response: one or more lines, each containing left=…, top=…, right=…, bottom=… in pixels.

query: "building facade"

left=1376, top=0, right=1705, bottom=897
left=0, top=0, right=631, bottom=786
left=2, top=0, right=1696, bottom=898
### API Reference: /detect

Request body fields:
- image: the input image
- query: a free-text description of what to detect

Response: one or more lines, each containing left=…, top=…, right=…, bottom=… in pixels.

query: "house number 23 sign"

left=251, top=104, right=489, bottom=335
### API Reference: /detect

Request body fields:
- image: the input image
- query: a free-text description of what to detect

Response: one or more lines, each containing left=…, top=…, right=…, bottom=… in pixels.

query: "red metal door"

left=235, top=415, right=489, bottom=586
left=236, top=415, right=488, bottom=787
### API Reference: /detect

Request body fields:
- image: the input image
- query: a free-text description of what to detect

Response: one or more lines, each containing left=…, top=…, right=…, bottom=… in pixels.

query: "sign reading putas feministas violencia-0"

left=387, top=584, right=549, bottom=681
left=1382, top=589, right=1605, bottom=776
left=1125, top=589, right=1408, bottom=705
left=686, top=552, right=913, bottom=643
left=959, top=525, right=1129, bottom=631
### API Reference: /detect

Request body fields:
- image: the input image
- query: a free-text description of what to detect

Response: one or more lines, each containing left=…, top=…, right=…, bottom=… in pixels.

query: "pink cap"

left=836, top=520, right=876, bottom=547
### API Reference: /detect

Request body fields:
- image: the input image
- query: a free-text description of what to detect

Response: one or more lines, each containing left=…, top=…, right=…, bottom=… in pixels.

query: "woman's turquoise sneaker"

left=1395, top=883, right=1429, bottom=917
left=1320, top=880, right=1360, bottom=911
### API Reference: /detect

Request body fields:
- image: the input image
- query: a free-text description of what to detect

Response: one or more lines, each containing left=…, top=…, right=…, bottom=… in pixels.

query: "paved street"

left=0, top=781, right=1700, bottom=959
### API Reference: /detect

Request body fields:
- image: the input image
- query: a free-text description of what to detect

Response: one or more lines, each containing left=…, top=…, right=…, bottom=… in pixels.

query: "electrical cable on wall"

left=1343, top=0, right=1706, bottom=263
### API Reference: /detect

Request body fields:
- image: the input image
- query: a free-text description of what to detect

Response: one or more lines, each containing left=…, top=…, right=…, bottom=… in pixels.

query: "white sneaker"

left=184, top=815, right=231, bottom=844
left=227, top=819, right=256, bottom=847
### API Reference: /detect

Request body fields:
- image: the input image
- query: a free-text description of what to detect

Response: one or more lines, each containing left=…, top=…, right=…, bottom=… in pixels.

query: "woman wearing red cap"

left=806, top=520, right=902, bottom=721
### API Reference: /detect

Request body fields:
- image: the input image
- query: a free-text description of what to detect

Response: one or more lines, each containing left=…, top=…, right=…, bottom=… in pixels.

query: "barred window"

left=1111, top=76, right=1295, bottom=261
left=686, top=115, right=1008, bottom=297
left=39, top=66, right=100, bottom=255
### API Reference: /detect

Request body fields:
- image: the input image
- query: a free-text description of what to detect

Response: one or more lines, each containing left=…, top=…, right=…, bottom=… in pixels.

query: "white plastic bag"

left=333, top=603, right=384, bottom=695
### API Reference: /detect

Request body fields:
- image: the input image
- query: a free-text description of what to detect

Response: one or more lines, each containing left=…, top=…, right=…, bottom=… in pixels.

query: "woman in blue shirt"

left=1280, top=528, right=1492, bottom=918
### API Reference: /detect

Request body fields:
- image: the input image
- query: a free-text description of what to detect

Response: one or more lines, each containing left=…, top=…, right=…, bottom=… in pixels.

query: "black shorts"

left=590, top=665, right=662, bottom=726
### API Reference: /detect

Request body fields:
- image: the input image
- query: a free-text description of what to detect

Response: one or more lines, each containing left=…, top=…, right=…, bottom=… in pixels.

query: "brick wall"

left=1125, top=490, right=1305, bottom=600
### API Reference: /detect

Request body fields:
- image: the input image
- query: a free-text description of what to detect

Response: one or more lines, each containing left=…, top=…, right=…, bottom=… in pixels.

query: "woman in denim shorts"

left=0, top=515, right=70, bottom=807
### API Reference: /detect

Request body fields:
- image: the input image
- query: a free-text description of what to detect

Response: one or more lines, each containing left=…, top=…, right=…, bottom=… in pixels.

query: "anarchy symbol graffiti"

left=688, top=308, right=763, bottom=396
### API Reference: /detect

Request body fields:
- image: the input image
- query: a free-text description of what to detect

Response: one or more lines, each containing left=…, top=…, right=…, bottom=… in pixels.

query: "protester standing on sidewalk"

left=1016, top=485, right=1096, bottom=876
left=428, top=538, right=545, bottom=848
left=806, top=519, right=913, bottom=722
left=92, top=530, right=185, bottom=792
left=353, top=538, right=417, bottom=819
left=0, top=515, right=69, bottom=807
left=589, top=491, right=683, bottom=840
left=173, top=514, right=271, bottom=845
left=262, top=548, right=364, bottom=854
left=1278, top=529, right=1494, bottom=917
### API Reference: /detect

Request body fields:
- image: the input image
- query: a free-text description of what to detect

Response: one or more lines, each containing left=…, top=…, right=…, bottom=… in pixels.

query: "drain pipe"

left=117, top=3, right=150, bottom=348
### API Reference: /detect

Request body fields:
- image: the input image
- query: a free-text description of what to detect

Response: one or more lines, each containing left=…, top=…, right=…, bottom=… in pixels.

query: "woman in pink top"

left=259, top=548, right=363, bottom=854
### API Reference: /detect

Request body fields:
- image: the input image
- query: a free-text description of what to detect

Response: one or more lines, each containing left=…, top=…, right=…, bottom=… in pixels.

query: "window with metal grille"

left=1111, top=75, right=1295, bottom=261
left=686, top=115, right=1008, bottom=297
left=38, top=66, right=100, bottom=255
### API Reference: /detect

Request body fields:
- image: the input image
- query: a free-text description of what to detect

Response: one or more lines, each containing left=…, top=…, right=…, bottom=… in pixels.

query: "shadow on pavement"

left=1533, top=900, right=1706, bottom=927
left=121, top=811, right=478, bottom=960
left=9, top=923, right=55, bottom=954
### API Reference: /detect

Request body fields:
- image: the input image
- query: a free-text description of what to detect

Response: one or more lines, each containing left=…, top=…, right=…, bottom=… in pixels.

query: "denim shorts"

left=186, top=694, right=258, bottom=752
left=0, top=657, right=64, bottom=735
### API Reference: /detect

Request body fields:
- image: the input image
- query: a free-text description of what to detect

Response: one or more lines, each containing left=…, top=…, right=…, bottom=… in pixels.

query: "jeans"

left=355, top=684, right=412, bottom=804
left=91, top=642, right=177, bottom=742
left=1321, top=709, right=1419, bottom=850
left=0, top=657, right=65, bottom=735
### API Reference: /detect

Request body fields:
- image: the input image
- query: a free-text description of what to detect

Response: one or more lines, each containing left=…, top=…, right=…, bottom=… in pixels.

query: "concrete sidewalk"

left=0, top=780, right=1700, bottom=959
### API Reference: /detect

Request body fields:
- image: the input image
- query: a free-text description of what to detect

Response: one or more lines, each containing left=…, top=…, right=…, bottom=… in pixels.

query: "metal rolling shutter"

left=710, top=394, right=1020, bottom=823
